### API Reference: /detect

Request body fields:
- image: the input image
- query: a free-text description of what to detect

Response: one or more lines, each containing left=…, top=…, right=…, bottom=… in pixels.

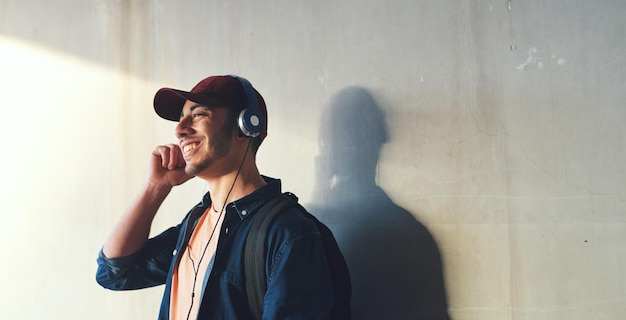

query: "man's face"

left=176, top=100, right=236, bottom=177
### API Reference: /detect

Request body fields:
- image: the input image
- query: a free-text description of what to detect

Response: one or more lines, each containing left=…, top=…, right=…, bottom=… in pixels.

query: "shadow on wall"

left=308, top=87, right=451, bottom=320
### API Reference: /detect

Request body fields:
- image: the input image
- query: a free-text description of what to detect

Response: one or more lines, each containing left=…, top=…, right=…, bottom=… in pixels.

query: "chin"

left=184, top=164, right=200, bottom=176
left=184, top=159, right=212, bottom=177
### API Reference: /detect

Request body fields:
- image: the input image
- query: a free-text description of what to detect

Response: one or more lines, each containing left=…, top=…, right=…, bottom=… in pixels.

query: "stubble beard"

left=184, top=123, right=234, bottom=176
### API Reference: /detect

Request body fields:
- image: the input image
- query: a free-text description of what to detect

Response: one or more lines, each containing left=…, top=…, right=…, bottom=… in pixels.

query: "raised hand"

left=150, top=144, right=194, bottom=187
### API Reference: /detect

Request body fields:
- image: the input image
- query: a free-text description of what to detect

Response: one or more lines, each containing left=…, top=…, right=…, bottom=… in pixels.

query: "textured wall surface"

left=1, top=1, right=625, bottom=319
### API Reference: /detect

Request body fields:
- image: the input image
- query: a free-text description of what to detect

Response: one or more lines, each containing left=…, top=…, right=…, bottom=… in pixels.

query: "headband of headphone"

left=228, top=74, right=266, bottom=138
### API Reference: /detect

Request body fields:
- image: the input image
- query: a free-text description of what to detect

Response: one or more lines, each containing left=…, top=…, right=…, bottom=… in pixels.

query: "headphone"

left=227, top=74, right=266, bottom=138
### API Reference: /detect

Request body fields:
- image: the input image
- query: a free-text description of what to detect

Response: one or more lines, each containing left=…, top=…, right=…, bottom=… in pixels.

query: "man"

left=96, top=75, right=340, bottom=319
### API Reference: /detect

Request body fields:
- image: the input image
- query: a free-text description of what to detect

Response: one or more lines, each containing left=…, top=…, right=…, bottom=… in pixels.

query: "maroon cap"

left=153, top=75, right=268, bottom=140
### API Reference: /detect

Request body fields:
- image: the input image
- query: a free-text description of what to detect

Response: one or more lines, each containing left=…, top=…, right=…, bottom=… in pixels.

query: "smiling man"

left=96, top=75, right=348, bottom=319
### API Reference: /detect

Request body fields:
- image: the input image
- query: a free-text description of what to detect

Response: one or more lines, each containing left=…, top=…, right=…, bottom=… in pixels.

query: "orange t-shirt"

left=170, top=208, right=225, bottom=320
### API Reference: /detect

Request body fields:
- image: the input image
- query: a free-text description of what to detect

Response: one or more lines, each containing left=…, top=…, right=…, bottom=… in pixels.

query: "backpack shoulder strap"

left=245, top=192, right=298, bottom=320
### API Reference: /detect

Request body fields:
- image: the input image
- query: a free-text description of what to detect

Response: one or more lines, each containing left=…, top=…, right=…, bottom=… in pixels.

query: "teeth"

left=183, top=143, right=198, bottom=154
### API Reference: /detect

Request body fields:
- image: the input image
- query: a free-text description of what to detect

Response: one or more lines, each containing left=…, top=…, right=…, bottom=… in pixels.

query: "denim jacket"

left=96, top=177, right=334, bottom=319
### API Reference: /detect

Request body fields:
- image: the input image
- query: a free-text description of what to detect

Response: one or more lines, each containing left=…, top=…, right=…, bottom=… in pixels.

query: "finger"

left=168, top=144, right=179, bottom=170
left=172, top=145, right=186, bottom=168
left=153, top=145, right=170, bottom=168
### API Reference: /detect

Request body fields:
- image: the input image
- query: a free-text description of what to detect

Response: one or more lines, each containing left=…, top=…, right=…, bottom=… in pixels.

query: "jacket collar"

left=231, top=176, right=281, bottom=220
left=199, top=176, right=281, bottom=221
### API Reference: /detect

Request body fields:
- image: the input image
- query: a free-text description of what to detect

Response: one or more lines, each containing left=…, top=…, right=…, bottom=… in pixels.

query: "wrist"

left=144, top=179, right=173, bottom=198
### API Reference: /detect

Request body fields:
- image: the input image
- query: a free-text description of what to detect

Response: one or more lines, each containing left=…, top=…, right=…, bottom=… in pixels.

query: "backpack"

left=244, top=192, right=352, bottom=320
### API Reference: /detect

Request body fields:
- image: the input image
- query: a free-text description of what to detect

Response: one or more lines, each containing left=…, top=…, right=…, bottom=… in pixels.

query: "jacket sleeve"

left=95, top=225, right=180, bottom=290
left=262, top=208, right=335, bottom=319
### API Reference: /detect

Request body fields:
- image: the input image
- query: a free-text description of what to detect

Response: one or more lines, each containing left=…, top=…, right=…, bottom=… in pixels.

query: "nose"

left=175, top=114, right=193, bottom=139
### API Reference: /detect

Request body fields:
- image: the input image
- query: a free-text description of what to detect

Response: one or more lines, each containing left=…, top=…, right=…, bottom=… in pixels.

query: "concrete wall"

left=1, top=0, right=625, bottom=319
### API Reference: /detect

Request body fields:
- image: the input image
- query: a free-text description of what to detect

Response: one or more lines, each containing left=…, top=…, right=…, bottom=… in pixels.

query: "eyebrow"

left=180, top=104, right=210, bottom=118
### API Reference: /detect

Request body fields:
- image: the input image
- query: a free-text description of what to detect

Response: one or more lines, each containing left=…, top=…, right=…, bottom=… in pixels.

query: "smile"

left=183, top=143, right=199, bottom=154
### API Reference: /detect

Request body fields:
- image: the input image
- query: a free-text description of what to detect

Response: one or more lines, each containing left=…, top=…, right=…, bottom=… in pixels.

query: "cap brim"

left=153, top=88, right=225, bottom=121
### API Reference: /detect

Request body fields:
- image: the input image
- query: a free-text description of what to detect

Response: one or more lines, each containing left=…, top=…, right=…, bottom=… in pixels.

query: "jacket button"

left=173, top=249, right=177, bottom=256
left=241, top=209, right=248, bottom=216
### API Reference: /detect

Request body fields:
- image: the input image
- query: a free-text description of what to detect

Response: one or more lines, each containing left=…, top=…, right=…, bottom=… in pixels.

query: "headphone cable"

left=185, top=137, right=253, bottom=320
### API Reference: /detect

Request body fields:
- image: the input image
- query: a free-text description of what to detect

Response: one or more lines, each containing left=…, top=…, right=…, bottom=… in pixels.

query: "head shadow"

left=308, top=87, right=451, bottom=320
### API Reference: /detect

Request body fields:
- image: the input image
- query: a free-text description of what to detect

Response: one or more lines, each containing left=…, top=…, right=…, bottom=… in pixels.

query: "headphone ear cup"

left=238, top=108, right=262, bottom=137
left=228, top=75, right=265, bottom=138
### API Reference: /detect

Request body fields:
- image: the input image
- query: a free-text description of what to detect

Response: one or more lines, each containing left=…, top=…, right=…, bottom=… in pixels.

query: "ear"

left=237, top=129, right=246, bottom=138
left=235, top=127, right=249, bottom=141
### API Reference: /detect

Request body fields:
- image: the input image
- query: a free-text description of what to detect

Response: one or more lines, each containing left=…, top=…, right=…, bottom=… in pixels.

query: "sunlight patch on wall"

left=0, top=35, right=156, bottom=319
